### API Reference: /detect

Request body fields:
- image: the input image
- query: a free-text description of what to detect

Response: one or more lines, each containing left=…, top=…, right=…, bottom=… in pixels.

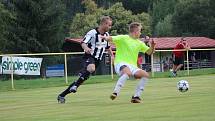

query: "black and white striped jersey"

left=82, top=28, right=110, bottom=60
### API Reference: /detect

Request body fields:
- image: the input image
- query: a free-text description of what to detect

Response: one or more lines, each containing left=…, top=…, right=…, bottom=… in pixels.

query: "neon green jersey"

left=112, top=35, right=149, bottom=67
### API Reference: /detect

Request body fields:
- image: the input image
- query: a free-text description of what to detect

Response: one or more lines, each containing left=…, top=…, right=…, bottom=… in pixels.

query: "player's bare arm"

left=81, top=42, right=92, bottom=54
left=107, top=47, right=114, bottom=57
left=146, top=39, right=156, bottom=55
left=100, top=35, right=113, bottom=42
left=184, top=42, right=191, bottom=50
left=107, top=47, right=114, bottom=63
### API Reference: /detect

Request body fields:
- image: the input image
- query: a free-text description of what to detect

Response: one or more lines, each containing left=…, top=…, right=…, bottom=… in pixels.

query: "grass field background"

left=1, top=68, right=215, bottom=92
left=0, top=74, right=215, bottom=121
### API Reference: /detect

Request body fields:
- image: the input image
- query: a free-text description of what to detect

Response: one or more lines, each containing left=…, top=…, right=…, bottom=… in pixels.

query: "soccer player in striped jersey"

left=57, top=16, right=113, bottom=103
left=101, top=22, right=156, bottom=103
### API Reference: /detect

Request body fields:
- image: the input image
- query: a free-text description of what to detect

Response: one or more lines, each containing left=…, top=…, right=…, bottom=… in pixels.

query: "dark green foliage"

left=1, top=0, right=214, bottom=54
left=121, top=0, right=153, bottom=13
left=0, top=2, right=14, bottom=53
left=154, top=14, right=174, bottom=37
left=70, top=1, right=151, bottom=37
left=172, top=0, right=215, bottom=38
left=2, top=0, right=66, bottom=53
left=150, top=0, right=178, bottom=36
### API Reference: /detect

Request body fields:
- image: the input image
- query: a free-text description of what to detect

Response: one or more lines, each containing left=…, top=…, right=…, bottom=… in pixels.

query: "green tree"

left=95, top=0, right=118, bottom=8
left=4, top=0, right=66, bottom=53
left=135, top=12, right=151, bottom=36
left=150, top=0, right=178, bottom=35
left=172, top=0, right=215, bottom=38
left=70, top=1, right=151, bottom=37
left=0, top=2, right=14, bottom=53
left=106, top=3, right=151, bottom=35
left=154, top=14, right=173, bottom=37
left=105, top=2, right=134, bottom=35
left=70, top=0, right=102, bottom=38
left=61, top=0, right=84, bottom=37
left=119, top=0, right=153, bottom=14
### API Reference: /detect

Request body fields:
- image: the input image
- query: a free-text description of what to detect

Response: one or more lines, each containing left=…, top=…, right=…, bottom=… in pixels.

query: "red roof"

left=65, top=37, right=215, bottom=49
left=152, top=37, right=215, bottom=49
left=65, top=38, right=82, bottom=43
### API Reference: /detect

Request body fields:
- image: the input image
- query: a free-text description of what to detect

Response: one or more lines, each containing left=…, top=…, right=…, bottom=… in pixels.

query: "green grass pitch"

left=0, top=74, right=215, bottom=121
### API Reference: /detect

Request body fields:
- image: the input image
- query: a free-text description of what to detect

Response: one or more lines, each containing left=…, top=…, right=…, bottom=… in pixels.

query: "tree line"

left=0, top=0, right=214, bottom=54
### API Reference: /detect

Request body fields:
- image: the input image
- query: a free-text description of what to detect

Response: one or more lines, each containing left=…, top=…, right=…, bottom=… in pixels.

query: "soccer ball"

left=177, top=80, right=189, bottom=92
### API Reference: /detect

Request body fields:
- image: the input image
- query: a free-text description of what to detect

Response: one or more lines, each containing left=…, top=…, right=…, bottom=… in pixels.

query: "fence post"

left=186, top=50, right=190, bottom=76
left=110, top=55, right=114, bottom=80
left=151, top=53, right=154, bottom=77
left=64, top=54, right=68, bottom=84
left=10, top=56, right=15, bottom=90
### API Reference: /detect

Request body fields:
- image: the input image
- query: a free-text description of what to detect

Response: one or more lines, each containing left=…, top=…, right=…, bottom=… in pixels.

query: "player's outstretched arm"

left=146, top=39, right=156, bottom=55
left=184, top=42, right=191, bottom=50
left=107, top=47, right=115, bottom=64
left=100, top=35, right=113, bottom=42
left=107, top=47, right=114, bottom=57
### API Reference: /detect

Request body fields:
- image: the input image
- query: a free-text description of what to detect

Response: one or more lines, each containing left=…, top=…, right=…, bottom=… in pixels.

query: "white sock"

left=134, top=77, right=148, bottom=97
left=113, top=74, right=129, bottom=94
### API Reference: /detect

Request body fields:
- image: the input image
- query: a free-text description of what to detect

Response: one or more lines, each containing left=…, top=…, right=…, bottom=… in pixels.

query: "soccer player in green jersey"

left=101, top=22, right=156, bottom=103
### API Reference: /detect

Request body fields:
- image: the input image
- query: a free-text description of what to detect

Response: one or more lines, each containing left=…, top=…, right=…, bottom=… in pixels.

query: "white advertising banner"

left=0, top=56, right=43, bottom=75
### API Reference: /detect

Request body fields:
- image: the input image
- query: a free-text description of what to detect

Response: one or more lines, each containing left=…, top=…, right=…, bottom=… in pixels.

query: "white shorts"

left=114, top=62, right=142, bottom=76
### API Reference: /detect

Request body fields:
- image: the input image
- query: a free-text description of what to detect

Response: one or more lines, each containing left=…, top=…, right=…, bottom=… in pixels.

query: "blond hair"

left=129, top=22, right=142, bottom=33
left=100, top=16, right=112, bottom=25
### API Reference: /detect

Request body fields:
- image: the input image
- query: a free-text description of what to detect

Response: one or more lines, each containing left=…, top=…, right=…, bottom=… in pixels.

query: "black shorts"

left=82, top=54, right=100, bottom=69
left=173, top=56, right=184, bottom=65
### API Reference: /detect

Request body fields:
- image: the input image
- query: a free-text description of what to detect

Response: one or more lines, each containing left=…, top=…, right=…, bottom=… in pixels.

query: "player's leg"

left=171, top=65, right=177, bottom=77
left=69, top=63, right=95, bottom=92
left=172, top=57, right=184, bottom=76
left=171, top=56, right=178, bottom=77
left=172, top=64, right=177, bottom=72
left=174, top=57, right=184, bottom=72
left=131, top=69, right=149, bottom=103
left=172, top=57, right=179, bottom=76
left=62, top=64, right=95, bottom=96
left=57, top=57, right=95, bottom=103
left=57, top=66, right=92, bottom=103
left=175, top=64, right=183, bottom=72
left=110, top=64, right=132, bottom=100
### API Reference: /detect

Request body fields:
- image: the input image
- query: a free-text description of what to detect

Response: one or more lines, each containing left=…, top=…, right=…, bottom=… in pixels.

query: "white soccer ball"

left=177, top=80, right=189, bottom=92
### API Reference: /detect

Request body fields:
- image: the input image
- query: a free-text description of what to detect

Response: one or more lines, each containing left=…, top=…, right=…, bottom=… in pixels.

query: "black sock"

left=59, top=70, right=90, bottom=97
left=59, top=82, right=76, bottom=97
left=75, top=70, right=91, bottom=87
left=74, top=77, right=84, bottom=87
